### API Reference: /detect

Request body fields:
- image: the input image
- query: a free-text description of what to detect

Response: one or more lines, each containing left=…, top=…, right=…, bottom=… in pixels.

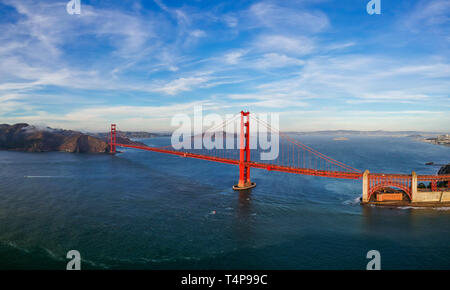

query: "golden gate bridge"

left=109, top=111, right=450, bottom=203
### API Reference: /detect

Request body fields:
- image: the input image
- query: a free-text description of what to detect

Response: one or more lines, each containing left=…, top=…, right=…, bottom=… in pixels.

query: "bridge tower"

left=233, top=111, right=256, bottom=191
left=110, top=124, right=117, bottom=154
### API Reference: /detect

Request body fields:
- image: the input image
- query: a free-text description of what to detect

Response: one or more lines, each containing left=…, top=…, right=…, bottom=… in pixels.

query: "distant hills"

left=109, top=129, right=446, bottom=137
left=285, top=130, right=446, bottom=137
left=183, top=130, right=446, bottom=137
left=0, top=123, right=142, bottom=153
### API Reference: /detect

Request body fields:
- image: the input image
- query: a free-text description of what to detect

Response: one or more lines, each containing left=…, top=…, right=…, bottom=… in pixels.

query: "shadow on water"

left=361, top=205, right=416, bottom=235
left=237, top=190, right=252, bottom=219
left=232, top=190, right=254, bottom=245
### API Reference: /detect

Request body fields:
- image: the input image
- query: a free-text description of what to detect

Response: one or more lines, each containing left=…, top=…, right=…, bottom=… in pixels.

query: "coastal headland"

left=0, top=123, right=143, bottom=153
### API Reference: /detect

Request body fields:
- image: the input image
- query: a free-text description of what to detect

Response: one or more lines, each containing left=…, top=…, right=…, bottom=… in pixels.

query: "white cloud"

left=252, top=53, right=305, bottom=69
left=275, top=108, right=450, bottom=132
left=190, top=29, right=206, bottom=38
left=253, top=35, right=315, bottom=55
left=152, top=76, right=211, bottom=95
left=404, top=0, right=450, bottom=28
left=223, top=14, right=238, bottom=28
left=346, top=92, right=433, bottom=104
left=228, top=54, right=450, bottom=108
left=224, top=51, right=246, bottom=65
left=326, top=42, right=356, bottom=51
left=0, top=0, right=166, bottom=94
left=0, top=99, right=225, bottom=131
left=245, top=2, right=329, bottom=34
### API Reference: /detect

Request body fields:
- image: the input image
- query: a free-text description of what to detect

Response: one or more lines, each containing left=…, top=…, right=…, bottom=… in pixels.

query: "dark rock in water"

left=438, top=164, right=450, bottom=175
left=0, top=123, right=144, bottom=153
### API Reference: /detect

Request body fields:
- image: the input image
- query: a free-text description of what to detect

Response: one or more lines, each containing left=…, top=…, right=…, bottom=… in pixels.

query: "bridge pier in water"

left=362, top=169, right=450, bottom=204
left=363, top=170, right=413, bottom=203
left=233, top=111, right=256, bottom=191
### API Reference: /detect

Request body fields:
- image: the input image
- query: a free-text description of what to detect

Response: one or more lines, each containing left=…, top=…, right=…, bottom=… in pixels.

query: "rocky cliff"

left=438, top=164, right=450, bottom=175
left=0, top=123, right=142, bottom=153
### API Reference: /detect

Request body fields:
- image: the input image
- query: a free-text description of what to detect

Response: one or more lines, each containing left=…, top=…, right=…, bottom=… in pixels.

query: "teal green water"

left=0, top=136, right=449, bottom=269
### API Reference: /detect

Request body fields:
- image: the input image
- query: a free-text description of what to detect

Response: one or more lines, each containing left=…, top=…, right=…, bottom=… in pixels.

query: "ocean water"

left=0, top=136, right=449, bottom=269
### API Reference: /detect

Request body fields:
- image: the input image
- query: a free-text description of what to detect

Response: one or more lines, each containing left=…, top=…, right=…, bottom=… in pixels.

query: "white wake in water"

left=397, top=206, right=450, bottom=211
left=24, top=176, right=71, bottom=178
left=343, top=196, right=362, bottom=205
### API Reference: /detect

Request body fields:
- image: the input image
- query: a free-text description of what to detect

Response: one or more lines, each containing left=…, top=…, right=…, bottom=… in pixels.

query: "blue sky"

left=0, top=0, right=449, bottom=132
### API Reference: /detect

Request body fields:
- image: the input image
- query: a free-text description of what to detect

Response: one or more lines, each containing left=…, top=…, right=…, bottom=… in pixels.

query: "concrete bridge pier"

left=362, top=170, right=369, bottom=202
left=411, top=171, right=417, bottom=202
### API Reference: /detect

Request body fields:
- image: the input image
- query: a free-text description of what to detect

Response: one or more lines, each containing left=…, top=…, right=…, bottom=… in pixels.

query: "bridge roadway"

left=115, top=143, right=450, bottom=181
left=117, top=143, right=364, bottom=180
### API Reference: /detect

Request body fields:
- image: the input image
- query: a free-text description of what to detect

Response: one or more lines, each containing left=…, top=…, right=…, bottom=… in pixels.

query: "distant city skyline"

left=0, top=0, right=449, bottom=132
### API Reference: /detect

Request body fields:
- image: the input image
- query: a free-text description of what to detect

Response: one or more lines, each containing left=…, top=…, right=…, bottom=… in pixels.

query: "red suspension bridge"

left=110, top=111, right=450, bottom=203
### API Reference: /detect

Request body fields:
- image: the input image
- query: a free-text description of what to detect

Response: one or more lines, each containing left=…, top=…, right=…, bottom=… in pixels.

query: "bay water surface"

left=0, top=136, right=449, bottom=269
